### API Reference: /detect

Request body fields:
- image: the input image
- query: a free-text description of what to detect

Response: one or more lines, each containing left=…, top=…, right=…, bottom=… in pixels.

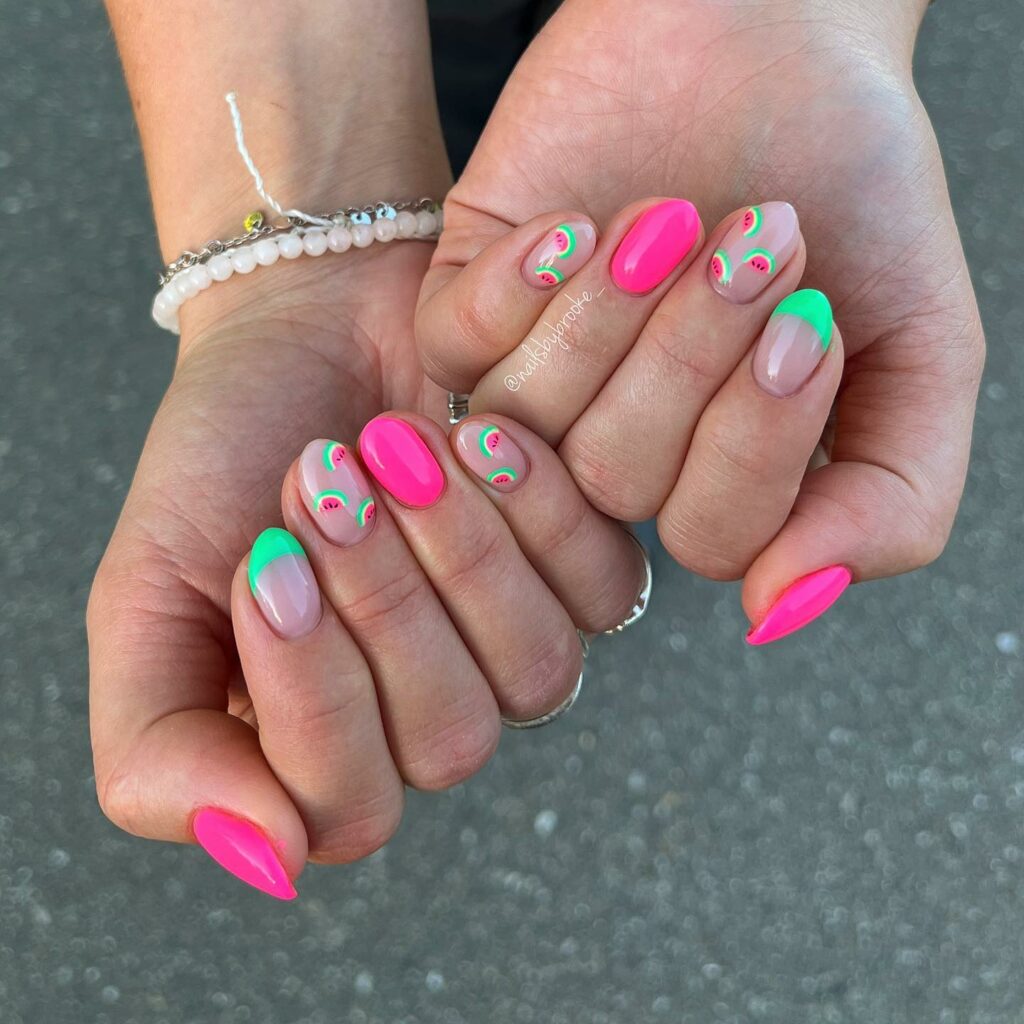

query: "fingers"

left=281, top=440, right=501, bottom=792
left=472, top=198, right=704, bottom=445
left=231, top=537, right=405, bottom=864
left=742, top=305, right=985, bottom=645
left=357, top=414, right=584, bottom=721
left=560, top=203, right=806, bottom=521
left=88, top=556, right=308, bottom=899
left=657, top=293, right=844, bottom=580
left=449, top=414, right=647, bottom=633
left=417, top=210, right=599, bottom=393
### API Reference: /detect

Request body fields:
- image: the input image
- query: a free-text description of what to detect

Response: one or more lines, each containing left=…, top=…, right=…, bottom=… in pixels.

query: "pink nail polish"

left=522, top=220, right=597, bottom=289
left=610, top=199, right=701, bottom=295
left=709, top=202, right=800, bottom=303
left=359, top=416, right=445, bottom=509
left=746, top=565, right=851, bottom=646
left=248, top=528, right=322, bottom=640
left=192, top=807, right=297, bottom=900
left=456, top=421, right=528, bottom=491
left=298, top=439, right=377, bottom=545
left=752, top=289, right=834, bottom=397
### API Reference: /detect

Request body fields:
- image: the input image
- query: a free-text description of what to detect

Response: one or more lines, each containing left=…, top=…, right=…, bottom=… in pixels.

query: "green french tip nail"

left=772, top=289, right=833, bottom=350
left=248, top=528, right=307, bottom=594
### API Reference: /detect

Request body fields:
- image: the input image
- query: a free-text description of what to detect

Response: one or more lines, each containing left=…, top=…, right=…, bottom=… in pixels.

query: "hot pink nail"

left=456, top=421, right=528, bottom=491
left=522, top=220, right=597, bottom=289
left=746, top=565, right=852, bottom=646
left=709, top=202, right=800, bottom=303
left=752, top=289, right=834, bottom=397
left=610, top=199, right=701, bottom=295
left=248, top=528, right=322, bottom=640
left=192, top=808, right=297, bottom=900
left=359, top=416, right=445, bottom=509
left=299, top=439, right=377, bottom=545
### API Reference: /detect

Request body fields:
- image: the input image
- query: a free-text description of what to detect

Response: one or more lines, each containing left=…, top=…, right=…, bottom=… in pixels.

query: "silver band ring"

left=448, top=392, right=471, bottom=425
left=604, top=532, right=652, bottom=634
left=501, top=630, right=588, bottom=729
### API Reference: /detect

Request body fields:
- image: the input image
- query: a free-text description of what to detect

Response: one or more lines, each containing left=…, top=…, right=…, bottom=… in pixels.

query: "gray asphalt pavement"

left=2, top=2, right=1023, bottom=1022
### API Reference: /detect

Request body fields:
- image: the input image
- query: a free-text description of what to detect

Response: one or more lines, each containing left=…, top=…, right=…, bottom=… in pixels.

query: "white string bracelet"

left=151, top=92, right=444, bottom=334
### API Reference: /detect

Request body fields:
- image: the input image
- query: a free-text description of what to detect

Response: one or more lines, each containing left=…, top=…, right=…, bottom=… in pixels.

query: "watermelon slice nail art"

left=299, top=438, right=378, bottom=546
left=523, top=220, right=597, bottom=290
left=708, top=201, right=799, bottom=304
left=456, top=421, right=528, bottom=492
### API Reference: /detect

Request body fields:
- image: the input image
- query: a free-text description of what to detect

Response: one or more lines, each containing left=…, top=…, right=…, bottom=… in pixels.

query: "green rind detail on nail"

left=534, top=265, right=565, bottom=284
left=356, top=497, right=375, bottom=527
left=554, top=224, right=577, bottom=259
left=248, top=528, right=307, bottom=594
left=478, top=425, right=500, bottom=459
left=487, top=466, right=518, bottom=484
left=711, top=249, right=732, bottom=283
left=742, top=206, right=763, bottom=237
left=772, top=289, right=833, bottom=350
left=323, top=441, right=344, bottom=471
left=314, top=489, right=349, bottom=512
left=742, top=247, right=776, bottom=274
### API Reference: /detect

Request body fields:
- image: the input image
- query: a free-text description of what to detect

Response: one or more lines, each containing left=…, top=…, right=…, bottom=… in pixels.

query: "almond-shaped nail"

left=522, top=221, right=597, bottom=289
left=752, top=289, right=833, bottom=397
left=746, top=565, right=851, bottom=645
left=456, top=421, right=528, bottom=491
left=359, top=416, right=445, bottom=508
left=193, top=808, right=297, bottom=900
left=248, top=528, right=322, bottom=639
left=299, top=439, right=377, bottom=545
left=709, top=202, right=799, bottom=303
left=610, top=199, right=701, bottom=295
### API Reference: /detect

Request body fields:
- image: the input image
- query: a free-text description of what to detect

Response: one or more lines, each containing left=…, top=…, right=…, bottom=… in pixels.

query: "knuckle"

left=429, top=520, right=511, bottom=599
left=644, top=315, right=722, bottom=393
left=656, top=508, right=748, bottom=582
left=96, top=757, right=146, bottom=837
left=401, top=695, right=501, bottom=792
left=500, top=625, right=582, bottom=722
left=343, top=565, right=435, bottom=644
left=564, top=434, right=656, bottom=521
left=309, top=793, right=404, bottom=864
left=698, top=426, right=778, bottom=491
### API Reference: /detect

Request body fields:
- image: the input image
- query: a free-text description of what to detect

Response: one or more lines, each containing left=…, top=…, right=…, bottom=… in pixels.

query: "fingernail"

left=248, top=528, right=322, bottom=639
left=456, top=421, right=528, bottom=492
left=752, top=289, right=834, bottom=397
left=359, top=416, right=445, bottom=508
left=746, top=565, right=852, bottom=645
left=709, top=202, right=799, bottom=303
left=192, top=808, right=297, bottom=900
left=610, top=199, right=701, bottom=295
left=298, top=439, right=377, bottom=545
left=522, top=220, right=597, bottom=289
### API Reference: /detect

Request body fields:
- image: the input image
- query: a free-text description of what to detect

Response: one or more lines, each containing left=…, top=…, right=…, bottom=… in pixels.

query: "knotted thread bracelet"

left=151, top=92, right=444, bottom=334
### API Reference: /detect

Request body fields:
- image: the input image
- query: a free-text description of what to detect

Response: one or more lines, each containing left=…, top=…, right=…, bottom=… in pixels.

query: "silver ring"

left=501, top=630, right=588, bottom=730
left=604, top=532, right=652, bottom=634
left=448, top=392, right=471, bottom=425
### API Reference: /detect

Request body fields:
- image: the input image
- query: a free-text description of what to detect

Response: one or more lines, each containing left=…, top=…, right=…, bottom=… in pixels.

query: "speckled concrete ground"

left=2, top=3, right=1023, bottom=1023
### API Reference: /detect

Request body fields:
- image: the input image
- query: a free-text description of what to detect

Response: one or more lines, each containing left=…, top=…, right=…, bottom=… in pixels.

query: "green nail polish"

left=772, top=289, right=833, bottom=350
left=248, top=528, right=307, bottom=594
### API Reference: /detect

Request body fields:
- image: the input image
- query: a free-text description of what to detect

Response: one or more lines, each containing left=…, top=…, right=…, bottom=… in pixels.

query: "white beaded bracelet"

left=151, top=205, right=442, bottom=334
left=151, top=91, right=445, bottom=334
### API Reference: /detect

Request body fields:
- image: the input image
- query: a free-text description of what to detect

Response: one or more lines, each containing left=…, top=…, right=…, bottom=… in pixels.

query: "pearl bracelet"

left=151, top=202, right=443, bottom=334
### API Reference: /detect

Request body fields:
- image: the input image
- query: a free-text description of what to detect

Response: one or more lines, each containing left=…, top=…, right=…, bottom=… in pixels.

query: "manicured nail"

left=359, top=416, right=445, bottom=509
left=192, top=808, right=297, bottom=900
left=752, top=289, right=834, bottom=397
left=746, top=565, right=852, bottom=646
left=610, top=199, right=701, bottom=295
left=456, top=421, right=528, bottom=492
left=522, top=220, right=597, bottom=289
left=248, top=528, right=322, bottom=639
left=298, top=439, right=377, bottom=545
left=709, top=202, right=799, bottom=303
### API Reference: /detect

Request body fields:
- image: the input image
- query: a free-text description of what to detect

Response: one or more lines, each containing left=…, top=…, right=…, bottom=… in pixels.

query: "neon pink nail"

left=192, top=808, right=297, bottom=900
left=610, top=199, right=701, bottom=295
left=359, top=416, right=445, bottom=509
left=746, top=565, right=852, bottom=646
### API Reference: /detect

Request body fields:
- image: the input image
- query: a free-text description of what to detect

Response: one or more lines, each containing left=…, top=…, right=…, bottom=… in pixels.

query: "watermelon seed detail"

left=356, top=497, right=375, bottom=527
left=487, top=467, right=518, bottom=485
left=323, top=441, right=345, bottom=471
left=314, top=489, right=349, bottom=513
left=742, top=248, right=776, bottom=275
left=478, top=425, right=500, bottom=459
left=554, top=224, right=577, bottom=260
left=711, top=250, right=732, bottom=284
left=534, top=265, right=565, bottom=286
left=742, top=207, right=763, bottom=237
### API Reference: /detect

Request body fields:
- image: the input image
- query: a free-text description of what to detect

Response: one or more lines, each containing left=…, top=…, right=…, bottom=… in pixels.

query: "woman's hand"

left=421, top=0, right=985, bottom=639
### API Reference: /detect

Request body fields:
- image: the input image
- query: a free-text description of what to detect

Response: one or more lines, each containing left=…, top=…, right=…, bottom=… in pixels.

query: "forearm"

left=106, top=0, right=451, bottom=264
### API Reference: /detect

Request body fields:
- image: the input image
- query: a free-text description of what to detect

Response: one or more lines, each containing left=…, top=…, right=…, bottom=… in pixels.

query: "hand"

left=419, top=0, right=985, bottom=641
